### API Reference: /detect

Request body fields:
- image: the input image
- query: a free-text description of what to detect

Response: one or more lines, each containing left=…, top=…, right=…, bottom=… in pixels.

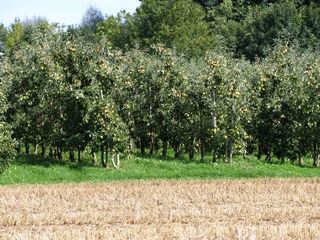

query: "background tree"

left=80, top=5, right=104, bottom=42
left=206, top=0, right=319, bottom=60
left=3, top=20, right=24, bottom=56
left=97, top=10, right=136, bottom=49
left=135, top=0, right=214, bottom=58
left=300, top=2, right=320, bottom=49
left=0, top=24, right=6, bottom=53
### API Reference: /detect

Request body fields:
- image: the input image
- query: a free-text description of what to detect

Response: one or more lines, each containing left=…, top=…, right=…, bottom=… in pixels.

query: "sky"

left=0, top=0, right=141, bottom=27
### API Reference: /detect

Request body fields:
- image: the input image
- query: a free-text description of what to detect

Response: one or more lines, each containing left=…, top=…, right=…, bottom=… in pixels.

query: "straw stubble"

left=1, top=178, right=320, bottom=239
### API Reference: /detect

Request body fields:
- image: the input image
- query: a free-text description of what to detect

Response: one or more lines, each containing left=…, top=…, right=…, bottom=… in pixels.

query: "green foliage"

left=5, top=23, right=131, bottom=165
left=300, top=2, right=320, bottom=48
left=0, top=123, right=16, bottom=173
left=80, top=6, right=105, bottom=42
left=134, top=0, right=214, bottom=58
left=246, top=44, right=320, bottom=164
left=7, top=22, right=62, bottom=155
left=203, top=52, right=253, bottom=163
left=207, top=0, right=320, bottom=60
left=0, top=57, right=16, bottom=173
left=3, top=20, right=24, bottom=55
left=97, top=11, right=136, bottom=49
left=0, top=24, right=5, bottom=50
left=81, top=5, right=104, bottom=33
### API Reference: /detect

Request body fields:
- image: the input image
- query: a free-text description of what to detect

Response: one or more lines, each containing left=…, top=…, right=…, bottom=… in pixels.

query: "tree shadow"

left=257, top=156, right=317, bottom=169
left=67, top=161, right=94, bottom=171
left=14, top=154, right=69, bottom=168
left=133, top=152, right=208, bottom=165
left=14, top=153, right=100, bottom=172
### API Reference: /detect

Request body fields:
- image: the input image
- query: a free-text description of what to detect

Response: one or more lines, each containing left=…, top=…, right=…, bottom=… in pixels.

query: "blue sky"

left=0, top=0, right=141, bottom=27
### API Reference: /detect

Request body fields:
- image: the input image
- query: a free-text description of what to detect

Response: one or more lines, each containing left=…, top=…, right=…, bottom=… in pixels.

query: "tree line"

left=0, top=0, right=319, bottom=172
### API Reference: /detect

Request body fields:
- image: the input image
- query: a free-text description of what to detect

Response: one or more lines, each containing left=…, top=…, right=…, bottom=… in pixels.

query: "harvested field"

left=1, top=178, right=320, bottom=239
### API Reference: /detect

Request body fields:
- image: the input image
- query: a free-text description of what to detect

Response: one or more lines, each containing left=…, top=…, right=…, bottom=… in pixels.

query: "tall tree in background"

left=135, top=0, right=214, bottom=58
left=206, top=0, right=319, bottom=60
left=81, top=5, right=104, bottom=41
left=242, top=1, right=303, bottom=60
left=300, top=2, right=320, bottom=49
left=97, top=10, right=136, bottom=49
left=3, top=20, right=24, bottom=56
left=194, top=0, right=222, bottom=11
left=0, top=24, right=6, bottom=53
left=81, top=6, right=104, bottom=32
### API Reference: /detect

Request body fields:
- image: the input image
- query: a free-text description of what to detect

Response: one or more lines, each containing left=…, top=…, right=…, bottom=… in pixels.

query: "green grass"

left=0, top=153, right=319, bottom=185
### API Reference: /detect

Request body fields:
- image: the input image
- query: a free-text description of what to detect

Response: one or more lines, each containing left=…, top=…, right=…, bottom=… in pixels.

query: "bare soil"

left=1, top=178, right=320, bottom=239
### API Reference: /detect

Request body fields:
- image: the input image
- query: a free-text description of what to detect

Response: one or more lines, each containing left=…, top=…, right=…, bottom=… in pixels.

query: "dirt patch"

left=1, top=178, right=320, bottom=239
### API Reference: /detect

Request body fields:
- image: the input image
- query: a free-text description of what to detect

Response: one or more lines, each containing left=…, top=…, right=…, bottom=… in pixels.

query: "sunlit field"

left=1, top=178, right=320, bottom=239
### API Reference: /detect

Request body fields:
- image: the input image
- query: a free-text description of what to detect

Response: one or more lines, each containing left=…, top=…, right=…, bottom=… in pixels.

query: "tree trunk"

left=141, top=141, right=146, bottom=155
left=49, top=147, right=53, bottom=158
left=313, top=154, right=319, bottom=168
left=174, top=142, right=181, bottom=158
left=128, top=109, right=134, bottom=154
left=130, top=137, right=135, bottom=154
left=226, top=138, right=233, bottom=164
left=188, top=138, right=195, bottom=160
left=200, top=108, right=205, bottom=162
left=57, top=148, right=63, bottom=161
left=257, top=143, right=262, bottom=160
left=34, top=143, right=38, bottom=155
left=174, top=105, right=182, bottom=159
left=77, top=149, right=82, bottom=163
left=105, top=147, right=109, bottom=168
left=266, top=147, right=272, bottom=162
left=16, top=145, right=21, bottom=154
left=212, top=134, right=219, bottom=163
left=243, top=150, right=247, bottom=159
left=41, top=143, right=46, bottom=158
left=162, top=141, right=168, bottom=157
left=150, top=132, right=155, bottom=156
left=225, top=138, right=228, bottom=162
left=101, top=146, right=106, bottom=168
left=69, top=150, right=75, bottom=162
left=211, top=89, right=218, bottom=163
left=212, top=148, right=218, bottom=163
left=312, top=143, right=319, bottom=168
left=280, top=142, right=286, bottom=164
left=25, top=141, right=30, bottom=155
left=92, top=150, right=97, bottom=166
left=299, top=157, right=305, bottom=166
left=111, top=152, right=120, bottom=169
left=189, top=148, right=194, bottom=160
left=149, top=131, right=159, bottom=155
left=200, top=138, right=205, bottom=162
left=242, top=135, right=247, bottom=159
left=226, top=104, right=235, bottom=164
left=298, top=149, right=304, bottom=166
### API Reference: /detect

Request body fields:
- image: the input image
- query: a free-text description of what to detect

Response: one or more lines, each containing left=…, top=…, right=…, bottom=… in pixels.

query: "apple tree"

left=205, top=52, right=251, bottom=163
left=0, top=56, right=16, bottom=173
